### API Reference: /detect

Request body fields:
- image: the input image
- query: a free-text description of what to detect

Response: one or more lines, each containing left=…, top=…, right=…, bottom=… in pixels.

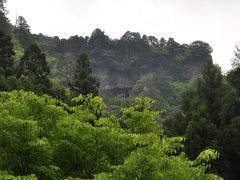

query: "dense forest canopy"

left=0, top=0, right=240, bottom=179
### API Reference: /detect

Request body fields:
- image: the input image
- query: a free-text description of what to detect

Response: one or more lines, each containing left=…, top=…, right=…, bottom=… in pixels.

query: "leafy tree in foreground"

left=0, top=91, right=65, bottom=178
left=95, top=137, right=222, bottom=180
left=69, top=53, right=99, bottom=96
left=0, top=91, right=222, bottom=179
left=121, top=97, right=161, bottom=134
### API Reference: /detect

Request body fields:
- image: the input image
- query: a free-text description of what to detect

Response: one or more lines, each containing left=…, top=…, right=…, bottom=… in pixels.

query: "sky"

left=6, top=0, right=240, bottom=71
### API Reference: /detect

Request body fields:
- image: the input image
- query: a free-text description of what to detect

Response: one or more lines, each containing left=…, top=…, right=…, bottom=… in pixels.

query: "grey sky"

left=6, top=0, right=240, bottom=71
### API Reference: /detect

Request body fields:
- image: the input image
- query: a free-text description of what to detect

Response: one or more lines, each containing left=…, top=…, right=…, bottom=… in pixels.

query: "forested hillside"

left=33, top=29, right=212, bottom=101
left=6, top=13, right=212, bottom=102
left=10, top=15, right=213, bottom=111
left=1, top=0, right=240, bottom=179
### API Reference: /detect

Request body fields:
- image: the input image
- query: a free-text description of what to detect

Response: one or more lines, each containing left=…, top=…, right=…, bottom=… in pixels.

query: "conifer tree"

left=17, top=44, right=52, bottom=95
left=0, top=0, right=11, bottom=33
left=0, top=30, right=15, bottom=77
left=14, top=16, right=32, bottom=48
left=69, top=53, right=99, bottom=96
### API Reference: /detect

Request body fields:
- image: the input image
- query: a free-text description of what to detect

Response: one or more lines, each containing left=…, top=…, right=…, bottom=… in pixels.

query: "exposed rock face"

left=93, top=68, right=133, bottom=90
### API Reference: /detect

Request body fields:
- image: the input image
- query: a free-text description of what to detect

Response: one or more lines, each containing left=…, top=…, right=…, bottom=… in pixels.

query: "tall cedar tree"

left=70, top=53, right=99, bottom=96
left=201, top=59, right=223, bottom=127
left=183, top=59, right=224, bottom=159
left=182, top=59, right=240, bottom=179
left=17, top=44, right=52, bottom=95
left=0, top=30, right=15, bottom=77
left=14, top=16, right=32, bottom=48
left=227, top=44, right=240, bottom=98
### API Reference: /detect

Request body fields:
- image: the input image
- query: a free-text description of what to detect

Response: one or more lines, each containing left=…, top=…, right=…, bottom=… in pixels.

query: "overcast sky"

left=6, top=0, right=240, bottom=71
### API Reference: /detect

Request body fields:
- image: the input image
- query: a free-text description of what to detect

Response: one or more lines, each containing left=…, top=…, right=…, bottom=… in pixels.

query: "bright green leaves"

left=0, top=172, right=37, bottom=180
left=193, top=149, right=220, bottom=170
left=0, top=91, right=222, bottom=179
left=121, top=97, right=161, bottom=134
left=52, top=119, right=133, bottom=178
left=71, top=93, right=106, bottom=125
left=0, top=91, right=65, bottom=177
left=0, top=116, right=52, bottom=176
left=0, top=90, right=67, bottom=137
left=95, top=138, right=221, bottom=180
left=72, top=93, right=106, bottom=116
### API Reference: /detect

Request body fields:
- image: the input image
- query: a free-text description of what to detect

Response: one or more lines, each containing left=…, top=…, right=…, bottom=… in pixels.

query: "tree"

left=166, top=38, right=182, bottom=57
left=0, top=91, right=222, bottom=179
left=222, top=44, right=240, bottom=179
left=227, top=44, right=240, bottom=99
left=0, top=0, right=6, bottom=12
left=88, top=29, right=110, bottom=49
left=201, top=59, right=223, bottom=127
left=159, top=37, right=166, bottom=48
left=67, top=35, right=87, bottom=52
left=95, top=137, right=222, bottom=180
left=222, top=117, right=240, bottom=180
left=16, top=44, right=52, bottom=95
left=0, top=91, right=67, bottom=178
left=120, top=31, right=141, bottom=42
left=180, top=59, right=239, bottom=179
left=231, top=44, right=240, bottom=68
left=14, top=16, right=32, bottom=47
left=0, top=30, right=15, bottom=77
left=0, top=0, right=11, bottom=33
left=190, top=41, right=213, bottom=56
left=69, top=53, right=99, bottom=96
left=0, top=30, right=17, bottom=92
left=142, top=35, right=159, bottom=47
left=121, top=97, right=161, bottom=134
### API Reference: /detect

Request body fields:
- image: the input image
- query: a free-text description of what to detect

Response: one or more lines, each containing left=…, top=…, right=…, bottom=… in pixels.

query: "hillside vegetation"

left=1, top=0, right=240, bottom=179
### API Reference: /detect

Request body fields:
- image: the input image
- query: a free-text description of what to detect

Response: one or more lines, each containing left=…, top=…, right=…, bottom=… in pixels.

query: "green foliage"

left=227, top=44, right=240, bottom=103
left=193, top=149, right=220, bottom=170
left=0, top=110, right=52, bottom=176
left=14, top=16, right=32, bottom=48
left=16, top=44, right=52, bottom=95
left=72, top=93, right=106, bottom=115
left=52, top=119, right=133, bottom=178
left=0, top=0, right=11, bottom=34
left=220, top=116, right=240, bottom=180
left=0, top=16, right=227, bottom=179
left=121, top=97, right=161, bottom=134
left=69, top=53, right=99, bottom=96
left=0, top=30, right=15, bottom=78
left=0, top=171, right=37, bottom=179
left=95, top=137, right=222, bottom=180
left=170, top=59, right=240, bottom=179
left=185, top=118, right=218, bottom=159
left=71, top=93, right=106, bottom=125
left=27, top=29, right=212, bottom=106
left=0, top=91, right=222, bottom=179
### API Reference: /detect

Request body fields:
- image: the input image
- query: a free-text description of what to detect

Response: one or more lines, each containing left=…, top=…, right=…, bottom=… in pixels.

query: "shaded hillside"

left=29, top=29, right=212, bottom=102
left=0, top=1, right=213, bottom=103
